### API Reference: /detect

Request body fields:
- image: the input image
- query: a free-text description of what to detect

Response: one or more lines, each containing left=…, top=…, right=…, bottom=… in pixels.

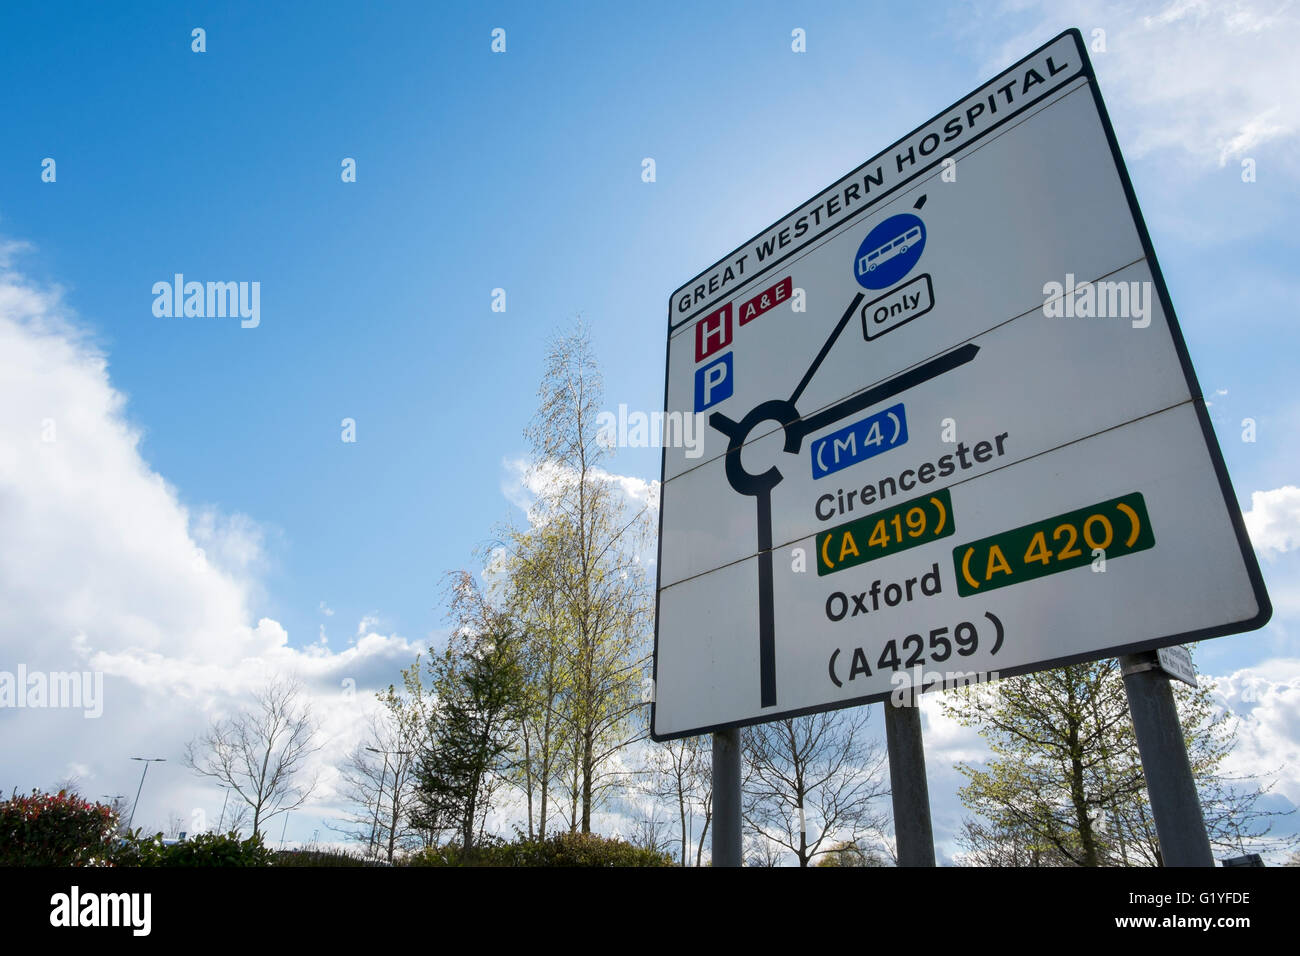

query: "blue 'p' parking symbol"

left=854, top=213, right=926, bottom=291
left=694, top=352, right=733, bottom=412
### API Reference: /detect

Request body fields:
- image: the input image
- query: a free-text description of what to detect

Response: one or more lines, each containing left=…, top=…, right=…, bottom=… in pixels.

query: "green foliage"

left=413, top=577, right=528, bottom=852
left=942, top=661, right=1136, bottom=866
left=513, top=323, right=654, bottom=834
left=942, top=654, right=1296, bottom=866
left=405, top=831, right=674, bottom=867
left=814, top=840, right=888, bottom=866
left=0, top=789, right=119, bottom=866
left=0, top=793, right=271, bottom=870
left=112, top=829, right=274, bottom=867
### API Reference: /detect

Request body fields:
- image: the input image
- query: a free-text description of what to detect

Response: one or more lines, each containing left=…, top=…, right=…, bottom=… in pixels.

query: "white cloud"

left=1244, top=486, right=1300, bottom=556
left=980, top=0, right=1300, bottom=170
left=500, top=454, right=660, bottom=527
left=0, top=245, right=420, bottom=836
left=1210, top=658, right=1300, bottom=808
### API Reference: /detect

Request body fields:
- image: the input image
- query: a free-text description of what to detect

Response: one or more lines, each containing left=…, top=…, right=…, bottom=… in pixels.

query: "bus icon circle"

left=854, top=213, right=926, bottom=291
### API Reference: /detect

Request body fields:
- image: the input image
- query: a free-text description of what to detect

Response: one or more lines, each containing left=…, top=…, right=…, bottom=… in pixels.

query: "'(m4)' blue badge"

left=811, top=403, right=907, bottom=479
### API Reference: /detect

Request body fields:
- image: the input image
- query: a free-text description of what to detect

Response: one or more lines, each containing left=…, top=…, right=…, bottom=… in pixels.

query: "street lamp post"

left=216, top=786, right=231, bottom=833
left=126, top=757, right=166, bottom=832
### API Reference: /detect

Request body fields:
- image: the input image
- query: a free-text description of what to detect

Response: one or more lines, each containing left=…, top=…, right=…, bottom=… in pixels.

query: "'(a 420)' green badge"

left=953, top=492, right=1155, bottom=596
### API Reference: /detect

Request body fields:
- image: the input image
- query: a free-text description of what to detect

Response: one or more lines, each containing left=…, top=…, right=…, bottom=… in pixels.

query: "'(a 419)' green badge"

left=817, top=489, right=954, bottom=576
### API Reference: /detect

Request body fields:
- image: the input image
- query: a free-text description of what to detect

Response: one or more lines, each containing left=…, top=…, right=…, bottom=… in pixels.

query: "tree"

left=814, top=839, right=889, bottom=866
left=412, top=573, right=526, bottom=852
left=330, top=666, right=429, bottom=862
left=955, top=816, right=1073, bottom=867
left=742, top=708, right=890, bottom=867
left=512, top=322, right=654, bottom=832
left=220, top=802, right=251, bottom=837
left=642, top=735, right=712, bottom=866
left=99, top=795, right=132, bottom=838
left=183, top=677, right=321, bottom=838
left=626, top=811, right=674, bottom=859
left=493, top=522, right=575, bottom=840
left=52, top=775, right=84, bottom=797
left=744, top=835, right=784, bottom=867
left=165, top=812, right=186, bottom=839
left=943, top=655, right=1297, bottom=866
left=944, top=660, right=1137, bottom=866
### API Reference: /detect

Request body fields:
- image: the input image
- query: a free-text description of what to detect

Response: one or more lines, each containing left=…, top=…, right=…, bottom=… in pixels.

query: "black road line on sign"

left=757, top=493, right=776, bottom=707
left=710, top=287, right=980, bottom=710
left=710, top=399, right=801, bottom=497
left=789, top=293, right=865, bottom=406
left=789, top=343, right=979, bottom=445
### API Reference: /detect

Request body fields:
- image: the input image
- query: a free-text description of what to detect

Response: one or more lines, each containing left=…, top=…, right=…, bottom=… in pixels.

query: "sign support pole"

left=1120, top=651, right=1213, bottom=866
left=712, top=729, right=742, bottom=866
left=883, top=700, right=936, bottom=866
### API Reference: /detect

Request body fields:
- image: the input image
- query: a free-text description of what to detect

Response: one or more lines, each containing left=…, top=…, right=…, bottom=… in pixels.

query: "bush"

left=406, top=831, right=675, bottom=867
left=273, top=844, right=378, bottom=867
left=113, top=830, right=274, bottom=867
left=159, top=830, right=273, bottom=867
left=0, top=789, right=119, bottom=866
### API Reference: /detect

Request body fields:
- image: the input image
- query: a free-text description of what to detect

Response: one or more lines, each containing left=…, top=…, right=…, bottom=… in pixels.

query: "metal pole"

left=883, top=700, right=936, bottom=866
left=712, top=729, right=742, bottom=867
left=126, top=757, right=165, bottom=832
left=127, top=764, right=149, bottom=831
left=1120, top=652, right=1213, bottom=866
left=217, top=787, right=230, bottom=833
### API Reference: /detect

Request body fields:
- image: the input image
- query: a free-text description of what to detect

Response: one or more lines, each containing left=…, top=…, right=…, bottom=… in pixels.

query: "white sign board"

left=650, top=30, right=1270, bottom=740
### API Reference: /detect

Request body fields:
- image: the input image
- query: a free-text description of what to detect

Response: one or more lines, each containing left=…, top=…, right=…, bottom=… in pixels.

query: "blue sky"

left=4, top=1, right=997, bottom=644
left=2, top=1, right=1298, bottom=860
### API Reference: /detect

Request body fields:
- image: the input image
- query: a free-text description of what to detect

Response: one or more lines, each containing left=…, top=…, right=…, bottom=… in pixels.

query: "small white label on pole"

left=1156, top=645, right=1197, bottom=687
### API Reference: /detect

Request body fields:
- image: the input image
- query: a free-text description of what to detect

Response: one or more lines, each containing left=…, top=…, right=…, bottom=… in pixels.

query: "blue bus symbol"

left=854, top=214, right=926, bottom=291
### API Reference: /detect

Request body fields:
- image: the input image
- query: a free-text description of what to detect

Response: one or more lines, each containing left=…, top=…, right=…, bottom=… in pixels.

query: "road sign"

left=650, top=29, right=1270, bottom=740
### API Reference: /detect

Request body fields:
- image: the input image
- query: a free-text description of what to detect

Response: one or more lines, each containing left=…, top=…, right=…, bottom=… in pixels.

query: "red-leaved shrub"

left=0, top=789, right=119, bottom=866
